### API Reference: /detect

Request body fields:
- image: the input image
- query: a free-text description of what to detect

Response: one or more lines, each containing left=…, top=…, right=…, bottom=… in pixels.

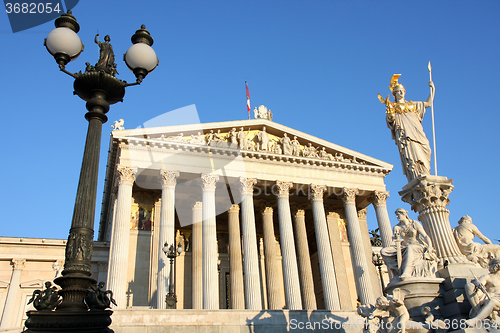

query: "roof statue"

left=378, top=74, right=435, bottom=182
left=254, top=105, right=273, bottom=121
left=111, top=119, right=125, bottom=131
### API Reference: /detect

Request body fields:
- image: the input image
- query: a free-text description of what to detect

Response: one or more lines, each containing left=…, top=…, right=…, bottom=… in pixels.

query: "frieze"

left=119, top=126, right=374, bottom=166
left=118, top=139, right=388, bottom=175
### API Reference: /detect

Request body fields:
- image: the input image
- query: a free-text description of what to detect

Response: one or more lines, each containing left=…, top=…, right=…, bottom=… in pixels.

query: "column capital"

left=294, top=209, right=305, bottom=218
left=327, top=211, right=341, bottom=220
left=11, top=259, right=26, bottom=270
left=228, top=204, right=240, bottom=213
left=341, top=188, right=358, bottom=205
left=201, top=173, right=219, bottom=191
left=261, top=206, right=273, bottom=215
left=116, top=165, right=137, bottom=185
left=372, top=191, right=390, bottom=208
left=239, top=177, right=257, bottom=195
left=193, top=201, right=203, bottom=210
left=97, top=261, right=108, bottom=272
left=310, top=184, right=326, bottom=201
left=358, top=208, right=368, bottom=220
left=160, top=170, right=180, bottom=187
left=276, top=180, right=293, bottom=198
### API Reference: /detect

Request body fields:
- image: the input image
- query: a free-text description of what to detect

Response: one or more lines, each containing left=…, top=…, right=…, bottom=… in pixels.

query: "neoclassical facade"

left=96, top=118, right=394, bottom=313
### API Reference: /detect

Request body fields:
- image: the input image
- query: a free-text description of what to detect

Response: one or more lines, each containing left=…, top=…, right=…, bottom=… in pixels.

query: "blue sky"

left=1, top=1, right=499, bottom=241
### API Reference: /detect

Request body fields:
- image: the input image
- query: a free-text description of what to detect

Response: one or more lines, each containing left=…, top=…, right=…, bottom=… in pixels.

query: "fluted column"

left=201, top=174, right=219, bottom=309
left=107, top=165, right=136, bottom=308
left=191, top=201, right=203, bottom=309
left=276, top=181, right=302, bottom=310
left=341, top=188, right=375, bottom=305
left=310, top=184, right=340, bottom=310
left=358, top=208, right=383, bottom=298
left=292, top=207, right=316, bottom=310
left=156, top=170, right=180, bottom=309
left=372, top=191, right=393, bottom=248
left=326, top=211, right=354, bottom=310
left=239, top=177, right=262, bottom=310
left=228, top=204, right=245, bottom=309
left=0, top=259, right=25, bottom=330
left=260, top=206, right=283, bottom=309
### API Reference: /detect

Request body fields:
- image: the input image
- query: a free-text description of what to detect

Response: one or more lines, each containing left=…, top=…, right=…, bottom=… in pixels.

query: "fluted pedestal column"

left=191, top=201, right=203, bottom=309
left=239, top=177, right=262, bottom=310
left=228, top=204, right=245, bottom=309
left=326, top=211, right=354, bottom=310
left=276, top=181, right=302, bottom=310
left=372, top=191, right=393, bottom=248
left=261, top=206, right=282, bottom=309
left=201, top=174, right=219, bottom=309
left=107, top=165, right=136, bottom=309
left=399, top=175, right=467, bottom=265
left=341, top=188, right=375, bottom=305
left=156, top=170, right=179, bottom=309
left=310, top=184, right=340, bottom=310
left=0, top=259, right=25, bottom=330
left=292, top=207, right=316, bottom=310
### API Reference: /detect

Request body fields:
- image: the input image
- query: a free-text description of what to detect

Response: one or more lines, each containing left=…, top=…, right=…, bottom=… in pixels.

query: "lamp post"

left=163, top=242, right=183, bottom=309
left=25, top=11, right=158, bottom=333
left=372, top=252, right=386, bottom=296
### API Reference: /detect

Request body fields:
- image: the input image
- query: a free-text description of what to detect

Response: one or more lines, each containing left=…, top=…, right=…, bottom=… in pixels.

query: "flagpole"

left=246, top=81, right=251, bottom=119
left=428, top=61, right=438, bottom=176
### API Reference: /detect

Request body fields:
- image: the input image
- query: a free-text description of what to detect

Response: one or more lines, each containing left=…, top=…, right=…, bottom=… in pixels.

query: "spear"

left=428, top=62, right=438, bottom=175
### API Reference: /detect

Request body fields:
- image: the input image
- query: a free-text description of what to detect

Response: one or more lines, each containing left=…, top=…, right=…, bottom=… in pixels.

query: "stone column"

left=149, top=198, right=161, bottom=306
left=326, top=211, right=354, bottom=310
left=107, top=165, right=136, bottom=309
left=261, top=206, right=283, bottom=309
left=227, top=204, right=245, bottom=309
left=157, top=170, right=180, bottom=309
left=239, top=177, right=262, bottom=310
left=0, top=259, right=25, bottom=330
left=291, top=207, right=316, bottom=310
left=201, top=173, right=219, bottom=309
left=399, top=176, right=467, bottom=265
left=97, top=262, right=108, bottom=286
left=372, top=191, right=393, bottom=248
left=276, top=181, right=302, bottom=310
left=191, top=201, right=203, bottom=309
left=358, top=208, right=383, bottom=299
left=310, top=184, right=340, bottom=310
left=341, top=188, right=375, bottom=305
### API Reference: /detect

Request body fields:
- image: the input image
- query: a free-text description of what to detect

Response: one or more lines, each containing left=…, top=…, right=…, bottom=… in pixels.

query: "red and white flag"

left=246, top=81, right=250, bottom=112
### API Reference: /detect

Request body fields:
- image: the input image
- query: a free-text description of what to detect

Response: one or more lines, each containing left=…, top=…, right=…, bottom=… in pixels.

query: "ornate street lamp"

left=25, top=11, right=158, bottom=333
left=163, top=242, right=183, bottom=309
left=372, top=252, right=386, bottom=296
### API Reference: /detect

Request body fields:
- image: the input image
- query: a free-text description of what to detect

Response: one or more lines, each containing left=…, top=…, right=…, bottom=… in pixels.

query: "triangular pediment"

left=112, top=119, right=392, bottom=172
left=20, top=279, right=44, bottom=289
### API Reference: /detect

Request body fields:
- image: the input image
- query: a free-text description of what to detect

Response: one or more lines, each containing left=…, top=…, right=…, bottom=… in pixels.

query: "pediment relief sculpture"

left=138, top=126, right=370, bottom=166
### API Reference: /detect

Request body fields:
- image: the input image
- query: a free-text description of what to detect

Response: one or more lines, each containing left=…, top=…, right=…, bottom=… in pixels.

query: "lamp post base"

left=24, top=309, right=113, bottom=333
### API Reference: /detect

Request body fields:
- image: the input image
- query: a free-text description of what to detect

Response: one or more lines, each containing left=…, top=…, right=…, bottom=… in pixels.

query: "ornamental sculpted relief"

left=143, top=126, right=368, bottom=165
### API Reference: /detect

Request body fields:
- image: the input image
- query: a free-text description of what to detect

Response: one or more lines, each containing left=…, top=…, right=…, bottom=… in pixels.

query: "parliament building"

left=0, top=110, right=395, bottom=331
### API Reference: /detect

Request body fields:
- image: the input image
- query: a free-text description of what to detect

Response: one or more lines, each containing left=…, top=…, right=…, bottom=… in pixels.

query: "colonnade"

left=106, top=165, right=392, bottom=310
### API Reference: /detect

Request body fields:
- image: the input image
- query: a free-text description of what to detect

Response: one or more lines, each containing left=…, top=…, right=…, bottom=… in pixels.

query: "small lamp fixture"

left=124, top=25, right=159, bottom=83
left=44, top=11, right=83, bottom=67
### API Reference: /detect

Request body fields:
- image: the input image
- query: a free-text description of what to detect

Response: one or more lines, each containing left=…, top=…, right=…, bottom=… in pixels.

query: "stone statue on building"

left=453, top=216, right=500, bottom=269
left=190, top=131, right=206, bottom=145
left=238, top=127, right=248, bottom=150
left=291, top=136, right=300, bottom=156
left=256, top=127, right=270, bottom=151
left=28, top=281, right=62, bottom=310
left=111, top=119, right=124, bottom=131
left=378, top=74, right=435, bottom=182
left=280, top=133, right=292, bottom=155
left=381, top=208, right=437, bottom=281
left=254, top=105, right=273, bottom=121
left=228, top=128, right=238, bottom=147
left=465, top=258, right=500, bottom=327
left=94, top=34, right=117, bottom=75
